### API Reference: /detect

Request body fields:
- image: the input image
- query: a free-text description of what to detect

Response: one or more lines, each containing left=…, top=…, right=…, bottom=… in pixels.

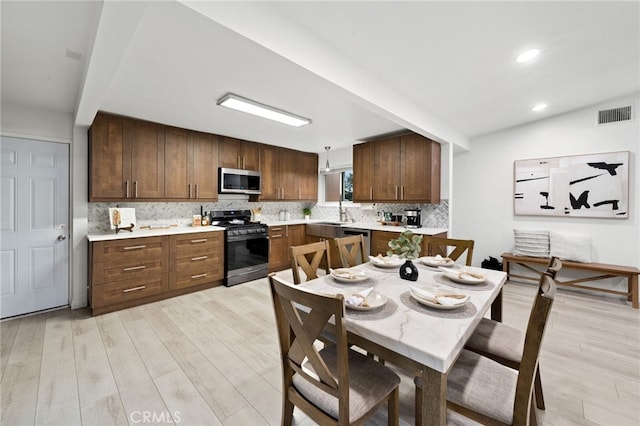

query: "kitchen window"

left=324, top=169, right=353, bottom=202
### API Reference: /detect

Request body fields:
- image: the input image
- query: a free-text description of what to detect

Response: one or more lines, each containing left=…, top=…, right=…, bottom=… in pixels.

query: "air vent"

left=597, top=105, right=632, bottom=125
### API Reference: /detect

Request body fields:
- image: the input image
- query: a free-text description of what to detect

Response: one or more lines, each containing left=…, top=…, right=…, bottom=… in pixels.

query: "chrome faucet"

left=339, top=200, right=348, bottom=222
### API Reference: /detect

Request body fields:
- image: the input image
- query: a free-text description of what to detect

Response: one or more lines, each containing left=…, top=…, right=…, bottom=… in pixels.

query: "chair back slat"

left=425, top=237, right=475, bottom=266
left=290, top=241, right=332, bottom=284
left=512, top=273, right=557, bottom=424
left=334, top=235, right=367, bottom=268
left=269, top=274, right=347, bottom=400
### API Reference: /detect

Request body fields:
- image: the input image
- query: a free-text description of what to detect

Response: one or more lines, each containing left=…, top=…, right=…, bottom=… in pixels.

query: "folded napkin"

left=438, top=267, right=485, bottom=281
left=331, top=268, right=366, bottom=280
left=368, top=255, right=401, bottom=265
left=411, top=287, right=469, bottom=306
left=345, top=287, right=374, bottom=307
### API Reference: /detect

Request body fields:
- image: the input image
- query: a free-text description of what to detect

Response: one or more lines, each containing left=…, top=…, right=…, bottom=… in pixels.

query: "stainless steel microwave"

left=218, top=168, right=262, bottom=195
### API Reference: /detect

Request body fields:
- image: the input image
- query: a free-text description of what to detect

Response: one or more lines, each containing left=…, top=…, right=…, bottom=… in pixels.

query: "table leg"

left=491, top=288, right=503, bottom=322
left=630, top=274, right=638, bottom=309
left=419, top=367, right=446, bottom=426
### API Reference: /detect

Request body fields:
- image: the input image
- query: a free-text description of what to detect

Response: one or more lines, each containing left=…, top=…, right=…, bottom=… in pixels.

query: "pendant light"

left=324, top=146, right=331, bottom=172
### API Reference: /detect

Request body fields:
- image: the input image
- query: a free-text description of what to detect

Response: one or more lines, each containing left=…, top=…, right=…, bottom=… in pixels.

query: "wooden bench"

left=501, top=252, right=639, bottom=309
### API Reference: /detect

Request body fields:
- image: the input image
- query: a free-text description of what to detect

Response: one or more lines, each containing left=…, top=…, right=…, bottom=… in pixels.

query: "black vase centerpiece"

left=387, top=230, right=423, bottom=282
left=400, top=260, right=419, bottom=281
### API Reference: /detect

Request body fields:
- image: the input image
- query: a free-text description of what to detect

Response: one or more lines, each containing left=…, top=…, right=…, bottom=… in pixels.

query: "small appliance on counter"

left=405, top=208, right=421, bottom=228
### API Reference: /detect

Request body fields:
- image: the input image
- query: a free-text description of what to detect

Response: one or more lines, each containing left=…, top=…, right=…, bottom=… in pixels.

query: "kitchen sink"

left=305, top=222, right=344, bottom=238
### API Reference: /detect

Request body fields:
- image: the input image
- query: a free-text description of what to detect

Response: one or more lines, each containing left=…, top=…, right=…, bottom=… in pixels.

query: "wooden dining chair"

left=424, top=236, right=474, bottom=266
left=268, top=273, right=400, bottom=426
left=464, top=258, right=562, bottom=413
left=290, top=240, right=332, bottom=284
left=333, top=235, right=367, bottom=268
left=447, top=272, right=557, bottom=425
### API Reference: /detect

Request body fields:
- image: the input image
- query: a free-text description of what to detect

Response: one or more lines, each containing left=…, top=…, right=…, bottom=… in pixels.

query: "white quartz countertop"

left=264, top=219, right=447, bottom=236
left=87, top=225, right=225, bottom=242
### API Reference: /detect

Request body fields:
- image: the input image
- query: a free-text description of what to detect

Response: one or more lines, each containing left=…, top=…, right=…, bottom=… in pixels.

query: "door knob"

left=57, top=235, right=66, bottom=241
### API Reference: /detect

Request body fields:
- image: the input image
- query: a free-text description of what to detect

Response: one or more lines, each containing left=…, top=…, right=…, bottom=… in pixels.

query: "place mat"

left=325, top=274, right=381, bottom=288
left=346, top=299, right=398, bottom=321
left=399, top=291, right=478, bottom=319
left=434, top=273, right=496, bottom=291
left=364, top=262, right=402, bottom=273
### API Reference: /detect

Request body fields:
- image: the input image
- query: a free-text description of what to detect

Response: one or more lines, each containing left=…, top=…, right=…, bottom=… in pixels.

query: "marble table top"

left=300, top=261, right=507, bottom=373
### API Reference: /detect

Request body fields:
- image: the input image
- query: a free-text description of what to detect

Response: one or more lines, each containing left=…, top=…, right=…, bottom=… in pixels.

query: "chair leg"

left=388, top=387, right=400, bottom=426
left=534, top=366, right=545, bottom=410
left=530, top=398, right=538, bottom=425
left=282, top=395, right=294, bottom=426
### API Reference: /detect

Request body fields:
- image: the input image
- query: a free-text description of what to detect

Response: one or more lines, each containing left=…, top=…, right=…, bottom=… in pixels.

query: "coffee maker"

left=404, top=209, right=421, bottom=228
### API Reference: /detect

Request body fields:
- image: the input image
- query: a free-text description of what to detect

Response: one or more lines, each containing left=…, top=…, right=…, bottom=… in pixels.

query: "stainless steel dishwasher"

left=339, top=227, right=371, bottom=258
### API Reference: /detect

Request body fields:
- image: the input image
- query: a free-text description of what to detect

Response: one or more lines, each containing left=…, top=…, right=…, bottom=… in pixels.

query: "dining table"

left=298, top=258, right=507, bottom=426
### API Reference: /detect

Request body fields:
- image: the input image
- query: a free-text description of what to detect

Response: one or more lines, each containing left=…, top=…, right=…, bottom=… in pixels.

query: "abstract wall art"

left=514, top=151, right=629, bottom=218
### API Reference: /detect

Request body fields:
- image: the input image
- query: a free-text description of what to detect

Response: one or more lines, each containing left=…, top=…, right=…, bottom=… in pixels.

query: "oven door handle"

left=226, top=234, right=269, bottom=242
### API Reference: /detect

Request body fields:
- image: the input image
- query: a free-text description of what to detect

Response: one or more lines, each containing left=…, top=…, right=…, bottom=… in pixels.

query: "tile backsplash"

left=87, top=199, right=449, bottom=233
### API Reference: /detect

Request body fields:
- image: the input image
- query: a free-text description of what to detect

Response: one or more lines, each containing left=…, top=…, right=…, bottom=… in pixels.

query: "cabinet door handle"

left=191, top=273, right=207, bottom=279
left=191, top=256, right=208, bottom=261
left=191, top=239, right=208, bottom=243
left=395, top=186, right=398, bottom=200
left=237, top=156, right=241, bottom=168
left=242, top=156, right=246, bottom=169
left=125, top=181, right=130, bottom=198
left=123, top=265, right=146, bottom=271
left=123, top=245, right=146, bottom=251
left=188, top=183, right=192, bottom=198
left=401, top=185, right=404, bottom=200
left=134, top=181, right=138, bottom=198
left=195, top=184, right=199, bottom=198
left=369, top=187, right=373, bottom=200
left=123, top=285, right=146, bottom=293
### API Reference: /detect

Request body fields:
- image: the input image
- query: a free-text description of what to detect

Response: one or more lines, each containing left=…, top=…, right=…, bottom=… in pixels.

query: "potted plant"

left=387, top=230, right=423, bottom=281
left=302, top=206, right=312, bottom=220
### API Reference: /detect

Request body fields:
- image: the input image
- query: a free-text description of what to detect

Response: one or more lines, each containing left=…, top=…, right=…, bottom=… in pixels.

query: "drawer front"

left=94, top=260, right=163, bottom=284
left=94, top=237, right=167, bottom=267
left=174, top=254, right=221, bottom=276
left=92, top=274, right=168, bottom=308
left=171, top=232, right=223, bottom=259
left=171, top=259, right=223, bottom=290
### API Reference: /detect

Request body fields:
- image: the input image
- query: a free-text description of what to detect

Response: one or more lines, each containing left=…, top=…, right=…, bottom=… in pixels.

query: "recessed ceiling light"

left=516, top=48, right=541, bottom=64
left=217, top=93, right=311, bottom=127
left=532, top=103, right=547, bottom=112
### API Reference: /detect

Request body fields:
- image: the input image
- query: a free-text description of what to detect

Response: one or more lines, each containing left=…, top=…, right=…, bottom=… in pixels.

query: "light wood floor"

left=2, top=272, right=639, bottom=425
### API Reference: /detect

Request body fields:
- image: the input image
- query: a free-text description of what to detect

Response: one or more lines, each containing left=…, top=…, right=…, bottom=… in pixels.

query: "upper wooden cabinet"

left=89, top=112, right=317, bottom=202
left=165, top=128, right=218, bottom=200
left=218, top=136, right=260, bottom=171
left=259, top=146, right=318, bottom=201
left=353, top=133, right=440, bottom=203
left=90, top=112, right=165, bottom=201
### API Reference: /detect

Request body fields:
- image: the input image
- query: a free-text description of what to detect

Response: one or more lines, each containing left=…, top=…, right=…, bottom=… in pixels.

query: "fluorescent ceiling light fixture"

left=532, top=103, right=548, bottom=112
left=217, top=93, right=311, bottom=127
left=516, top=48, right=541, bottom=63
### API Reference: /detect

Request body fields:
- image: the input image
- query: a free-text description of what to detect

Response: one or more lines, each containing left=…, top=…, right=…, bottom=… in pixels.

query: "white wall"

left=453, top=93, right=639, bottom=274
left=0, top=102, right=89, bottom=309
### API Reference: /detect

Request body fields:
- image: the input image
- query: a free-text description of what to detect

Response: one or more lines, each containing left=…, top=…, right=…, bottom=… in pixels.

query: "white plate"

left=438, top=267, right=486, bottom=284
left=410, top=287, right=469, bottom=310
left=419, top=256, right=455, bottom=267
left=330, top=269, right=369, bottom=283
left=368, top=255, right=404, bottom=268
left=344, top=289, right=388, bottom=311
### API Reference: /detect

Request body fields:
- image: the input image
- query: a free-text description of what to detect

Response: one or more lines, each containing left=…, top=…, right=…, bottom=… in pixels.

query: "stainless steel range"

left=211, top=210, right=269, bottom=287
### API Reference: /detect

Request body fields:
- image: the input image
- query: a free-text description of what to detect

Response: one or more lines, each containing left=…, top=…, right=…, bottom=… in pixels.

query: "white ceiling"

left=2, top=1, right=638, bottom=153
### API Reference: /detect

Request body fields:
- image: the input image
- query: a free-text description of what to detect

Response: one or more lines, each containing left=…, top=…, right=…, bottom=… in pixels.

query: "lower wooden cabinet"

left=370, top=230, right=448, bottom=258
left=89, top=231, right=224, bottom=315
left=268, top=224, right=306, bottom=272
left=169, top=232, right=224, bottom=290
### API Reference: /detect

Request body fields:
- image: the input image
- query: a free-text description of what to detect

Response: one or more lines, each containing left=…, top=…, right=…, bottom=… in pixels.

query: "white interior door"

left=1, top=136, right=69, bottom=319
